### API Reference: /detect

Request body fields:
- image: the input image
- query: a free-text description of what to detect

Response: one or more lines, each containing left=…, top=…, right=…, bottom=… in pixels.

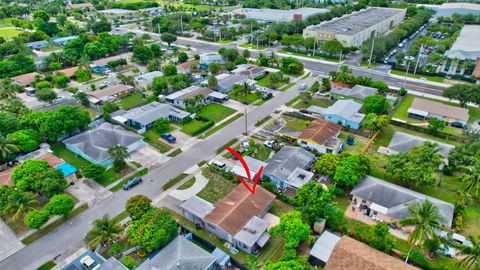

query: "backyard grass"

left=180, top=119, right=210, bottom=136
left=50, top=143, right=91, bottom=169
left=163, top=173, right=188, bottom=190
left=109, top=168, right=148, bottom=192
left=119, top=92, right=144, bottom=109
left=390, top=69, right=445, bottom=83
left=252, top=145, right=272, bottom=161
left=197, top=103, right=235, bottom=122
left=269, top=199, right=295, bottom=217
left=256, top=76, right=285, bottom=89
left=339, top=132, right=368, bottom=154
left=143, top=130, right=173, bottom=153
left=228, top=91, right=262, bottom=104
left=96, top=166, right=133, bottom=187
left=167, top=148, right=182, bottom=157
left=178, top=177, right=196, bottom=190
left=197, top=168, right=237, bottom=203
left=257, top=236, right=285, bottom=265
left=0, top=26, right=24, bottom=39
left=203, top=113, right=243, bottom=138
left=282, top=115, right=310, bottom=131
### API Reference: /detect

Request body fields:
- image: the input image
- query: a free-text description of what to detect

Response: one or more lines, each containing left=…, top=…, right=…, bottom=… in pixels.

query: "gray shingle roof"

left=387, top=131, right=454, bottom=158
left=331, top=85, right=377, bottom=100
left=180, top=196, right=214, bottom=219
left=264, top=146, right=316, bottom=185
left=137, top=236, right=216, bottom=270
left=98, top=258, right=128, bottom=270
left=351, top=176, right=454, bottom=227
left=63, top=122, right=142, bottom=163
left=123, top=102, right=190, bottom=126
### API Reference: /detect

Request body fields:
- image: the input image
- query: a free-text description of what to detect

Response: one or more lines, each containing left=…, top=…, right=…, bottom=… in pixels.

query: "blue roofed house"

left=52, top=35, right=78, bottom=46
left=63, top=122, right=144, bottom=166
left=26, top=40, right=50, bottom=50
left=308, top=99, right=365, bottom=130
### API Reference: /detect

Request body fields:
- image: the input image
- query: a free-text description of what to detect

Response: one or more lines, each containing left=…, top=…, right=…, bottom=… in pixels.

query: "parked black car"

left=122, top=177, right=143, bottom=190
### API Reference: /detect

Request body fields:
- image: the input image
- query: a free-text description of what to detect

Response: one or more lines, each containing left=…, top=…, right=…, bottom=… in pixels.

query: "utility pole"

left=413, top=43, right=423, bottom=75
left=368, top=37, right=375, bottom=67
left=180, top=13, right=184, bottom=35
left=250, top=21, right=253, bottom=45
left=313, top=39, right=316, bottom=56
left=403, top=59, right=411, bottom=89
left=244, top=107, right=248, bottom=135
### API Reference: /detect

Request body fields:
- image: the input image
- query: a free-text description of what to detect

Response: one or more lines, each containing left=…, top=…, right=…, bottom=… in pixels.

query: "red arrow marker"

left=226, top=146, right=264, bottom=194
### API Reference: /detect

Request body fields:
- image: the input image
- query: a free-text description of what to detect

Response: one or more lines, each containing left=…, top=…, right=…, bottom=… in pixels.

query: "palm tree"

left=460, top=157, right=480, bottom=196
left=4, top=191, right=38, bottom=221
left=86, top=214, right=122, bottom=248
left=0, top=135, right=20, bottom=162
left=1, top=98, right=28, bottom=115
left=401, top=200, right=446, bottom=262
left=0, top=78, right=17, bottom=98
left=452, top=236, right=480, bottom=270
left=108, top=145, right=130, bottom=172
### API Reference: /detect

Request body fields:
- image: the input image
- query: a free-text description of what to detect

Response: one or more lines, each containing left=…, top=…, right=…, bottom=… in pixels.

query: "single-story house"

left=324, top=236, right=419, bottom=270
left=351, top=175, right=455, bottom=228
left=386, top=131, right=454, bottom=162
left=98, top=257, right=128, bottom=270
left=297, top=119, right=343, bottom=154
left=52, top=36, right=78, bottom=46
left=67, top=2, right=94, bottom=11
left=176, top=60, right=197, bottom=74
left=134, top=71, right=163, bottom=89
left=231, top=64, right=269, bottom=80
left=214, top=73, right=256, bottom=94
left=232, top=156, right=267, bottom=181
left=137, top=236, right=217, bottom=270
left=88, top=84, right=134, bottom=107
left=165, top=86, right=227, bottom=109
left=56, top=66, right=78, bottom=78
left=90, top=56, right=123, bottom=74
left=308, top=99, right=365, bottom=130
left=199, top=53, right=224, bottom=67
left=11, top=72, right=41, bottom=88
left=113, top=102, right=191, bottom=132
left=407, top=98, right=469, bottom=125
left=26, top=40, right=50, bottom=50
left=63, top=122, right=144, bottom=166
left=264, top=146, right=316, bottom=190
left=309, top=231, right=341, bottom=267
left=181, top=184, right=275, bottom=254
left=330, top=85, right=377, bottom=101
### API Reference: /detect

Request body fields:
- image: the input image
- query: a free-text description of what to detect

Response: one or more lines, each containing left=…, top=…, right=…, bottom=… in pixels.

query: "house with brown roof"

left=407, top=98, right=469, bottom=125
left=297, top=119, right=343, bottom=154
left=56, top=67, right=78, bottom=78
left=176, top=60, right=198, bottom=74
left=180, top=184, right=275, bottom=254
left=88, top=84, right=134, bottom=107
left=324, top=236, right=418, bottom=270
left=11, top=72, right=41, bottom=88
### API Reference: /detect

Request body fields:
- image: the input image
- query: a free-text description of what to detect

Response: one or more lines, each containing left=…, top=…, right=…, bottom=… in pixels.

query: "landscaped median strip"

left=162, top=173, right=188, bottom=190
left=280, top=82, right=295, bottom=91
left=21, top=203, right=89, bottom=245
left=167, top=148, right=182, bottom=157
left=255, top=115, right=272, bottom=127
left=216, top=138, right=239, bottom=154
left=202, top=113, right=244, bottom=138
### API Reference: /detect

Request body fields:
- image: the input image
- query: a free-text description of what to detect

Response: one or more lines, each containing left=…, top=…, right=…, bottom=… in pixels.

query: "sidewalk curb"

left=388, top=71, right=452, bottom=88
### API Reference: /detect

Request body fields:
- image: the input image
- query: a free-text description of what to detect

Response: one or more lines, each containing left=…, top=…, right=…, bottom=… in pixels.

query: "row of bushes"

left=190, top=120, right=214, bottom=136
left=392, top=66, right=477, bottom=83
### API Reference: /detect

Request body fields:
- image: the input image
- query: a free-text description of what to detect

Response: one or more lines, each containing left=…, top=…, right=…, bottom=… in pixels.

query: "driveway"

left=169, top=172, right=208, bottom=201
left=0, top=220, right=24, bottom=262
left=129, top=144, right=167, bottom=168
left=66, top=180, right=112, bottom=206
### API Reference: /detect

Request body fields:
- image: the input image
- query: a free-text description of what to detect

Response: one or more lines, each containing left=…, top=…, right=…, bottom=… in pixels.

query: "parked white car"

left=80, top=255, right=100, bottom=270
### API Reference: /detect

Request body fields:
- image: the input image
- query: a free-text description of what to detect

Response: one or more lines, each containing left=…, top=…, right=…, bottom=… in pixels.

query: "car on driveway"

left=122, top=177, right=143, bottom=190
left=80, top=255, right=100, bottom=270
left=161, top=133, right=176, bottom=143
left=100, top=81, right=111, bottom=87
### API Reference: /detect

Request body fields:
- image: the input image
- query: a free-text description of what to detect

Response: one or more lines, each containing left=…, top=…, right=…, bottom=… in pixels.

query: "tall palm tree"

left=401, top=200, right=446, bottom=262
left=452, top=236, right=480, bottom=270
left=86, top=214, right=122, bottom=248
left=4, top=191, right=38, bottom=221
left=0, top=78, right=17, bottom=98
left=1, top=98, right=28, bottom=115
left=460, top=157, right=480, bottom=196
left=108, top=145, right=130, bottom=172
left=0, top=135, right=20, bottom=162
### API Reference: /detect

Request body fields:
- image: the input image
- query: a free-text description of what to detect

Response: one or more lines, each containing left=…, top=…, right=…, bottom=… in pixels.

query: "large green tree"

left=314, top=153, right=339, bottom=176
left=269, top=211, right=311, bottom=252
left=0, top=134, right=20, bottom=162
left=4, top=190, right=38, bottom=221
left=11, top=160, right=67, bottom=197
left=125, top=195, right=152, bottom=220
left=295, top=182, right=335, bottom=223
left=363, top=95, right=389, bottom=115
left=45, top=194, right=75, bottom=219
left=108, top=145, right=130, bottom=172
left=333, top=154, right=371, bottom=188
left=460, top=157, right=480, bottom=196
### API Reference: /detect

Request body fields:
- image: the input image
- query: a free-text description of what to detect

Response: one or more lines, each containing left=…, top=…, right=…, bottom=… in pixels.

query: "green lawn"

left=143, top=131, right=173, bottom=153
left=197, top=103, right=235, bottom=122
left=167, top=148, right=182, bottom=157
left=50, top=143, right=92, bottom=169
left=178, top=177, right=196, bottom=190
left=282, top=115, right=310, bottom=131
left=96, top=166, right=133, bottom=187
left=0, top=25, right=24, bottom=39
left=252, top=145, right=272, bottom=161
left=203, top=113, right=243, bottom=138
left=269, top=199, right=295, bottom=217
left=239, top=43, right=268, bottom=50
left=228, top=91, right=262, bottom=105
left=339, top=132, right=368, bottom=154
left=37, top=261, right=56, bottom=270
left=292, top=97, right=334, bottom=109
left=390, top=69, right=445, bottom=83
left=280, top=82, right=295, bottom=91
left=197, top=168, right=237, bottom=203
left=180, top=119, right=210, bottom=136
left=163, top=173, right=188, bottom=190
left=278, top=49, right=340, bottom=63
left=256, top=76, right=285, bottom=89
left=119, top=92, right=144, bottom=109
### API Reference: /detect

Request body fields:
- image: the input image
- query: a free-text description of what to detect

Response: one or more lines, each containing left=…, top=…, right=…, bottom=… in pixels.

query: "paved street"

left=0, top=73, right=308, bottom=270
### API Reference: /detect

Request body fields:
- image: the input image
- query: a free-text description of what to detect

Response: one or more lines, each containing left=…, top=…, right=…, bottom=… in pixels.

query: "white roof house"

left=309, top=231, right=342, bottom=265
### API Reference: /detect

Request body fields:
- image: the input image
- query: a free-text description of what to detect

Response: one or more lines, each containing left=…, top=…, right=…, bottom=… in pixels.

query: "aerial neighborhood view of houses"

left=3, top=0, right=480, bottom=270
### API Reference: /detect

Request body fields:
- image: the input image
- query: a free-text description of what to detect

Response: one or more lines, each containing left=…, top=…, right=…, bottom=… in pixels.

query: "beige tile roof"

left=89, top=84, right=134, bottom=99
left=410, top=98, right=469, bottom=122
left=11, top=72, right=41, bottom=87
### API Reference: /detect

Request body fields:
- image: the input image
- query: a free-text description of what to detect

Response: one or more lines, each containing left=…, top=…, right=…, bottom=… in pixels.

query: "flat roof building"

left=303, top=7, right=406, bottom=47
left=419, top=3, right=480, bottom=17
left=229, top=7, right=328, bottom=22
left=445, top=25, right=480, bottom=61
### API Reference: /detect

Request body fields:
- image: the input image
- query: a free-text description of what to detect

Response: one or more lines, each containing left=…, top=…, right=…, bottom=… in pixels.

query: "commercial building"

left=180, top=184, right=275, bottom=254
left=407, top=98, right=469, bottom=125
left=303, top=7, right=406, bottom=47
left=418, top=2, right=480, bottom=17
left=441, top=25, right=480, bottom=76
left=228, top=7, right=328, bottom=22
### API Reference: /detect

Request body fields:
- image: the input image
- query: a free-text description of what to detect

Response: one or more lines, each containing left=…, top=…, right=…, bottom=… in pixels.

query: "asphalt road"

left=0, top=73, right=309, bottom=270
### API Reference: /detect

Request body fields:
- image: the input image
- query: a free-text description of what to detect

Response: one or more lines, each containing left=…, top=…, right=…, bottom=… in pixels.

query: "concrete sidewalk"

left=0, top=220, right=24, bottom=262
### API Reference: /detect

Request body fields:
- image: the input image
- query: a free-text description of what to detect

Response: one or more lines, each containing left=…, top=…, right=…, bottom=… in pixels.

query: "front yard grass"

left=167, top=148, right=182, bottom=157
left=228, top=90, right=262, bottom=105
left=390, top=69, right=445, bottom=83
left=143, top=131, right=173, bottom=153
left=96, top=166, right=133, bottom=187
left=282, top=115, right=310, bottom=131
left=197, top=103, right=235, bottom=122
left=280, top=82, right=295, bottom=91
left=292, top=97, right=334, bottom=110
left=119, top=92, right=144, bottom=109
left=252, top=144, right=272, bottom=161
left=163, top=173, right=188, bottom=190
left=50, top=143, right=92, bottom=169
left=256, top=76, right=285, bottom=89
left=180, top=119, right=210, bottom=136
left=197, top=168, right=237, bottom=203
left=203, top=113, right=243, bottom=138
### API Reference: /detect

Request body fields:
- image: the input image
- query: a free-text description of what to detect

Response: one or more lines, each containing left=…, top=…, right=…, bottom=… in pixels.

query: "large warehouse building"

left=303, top=7, right=406, bottom=47
left=227, top=7, right=328, bottom=22
left=440, top=25, right=480, bottom=76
